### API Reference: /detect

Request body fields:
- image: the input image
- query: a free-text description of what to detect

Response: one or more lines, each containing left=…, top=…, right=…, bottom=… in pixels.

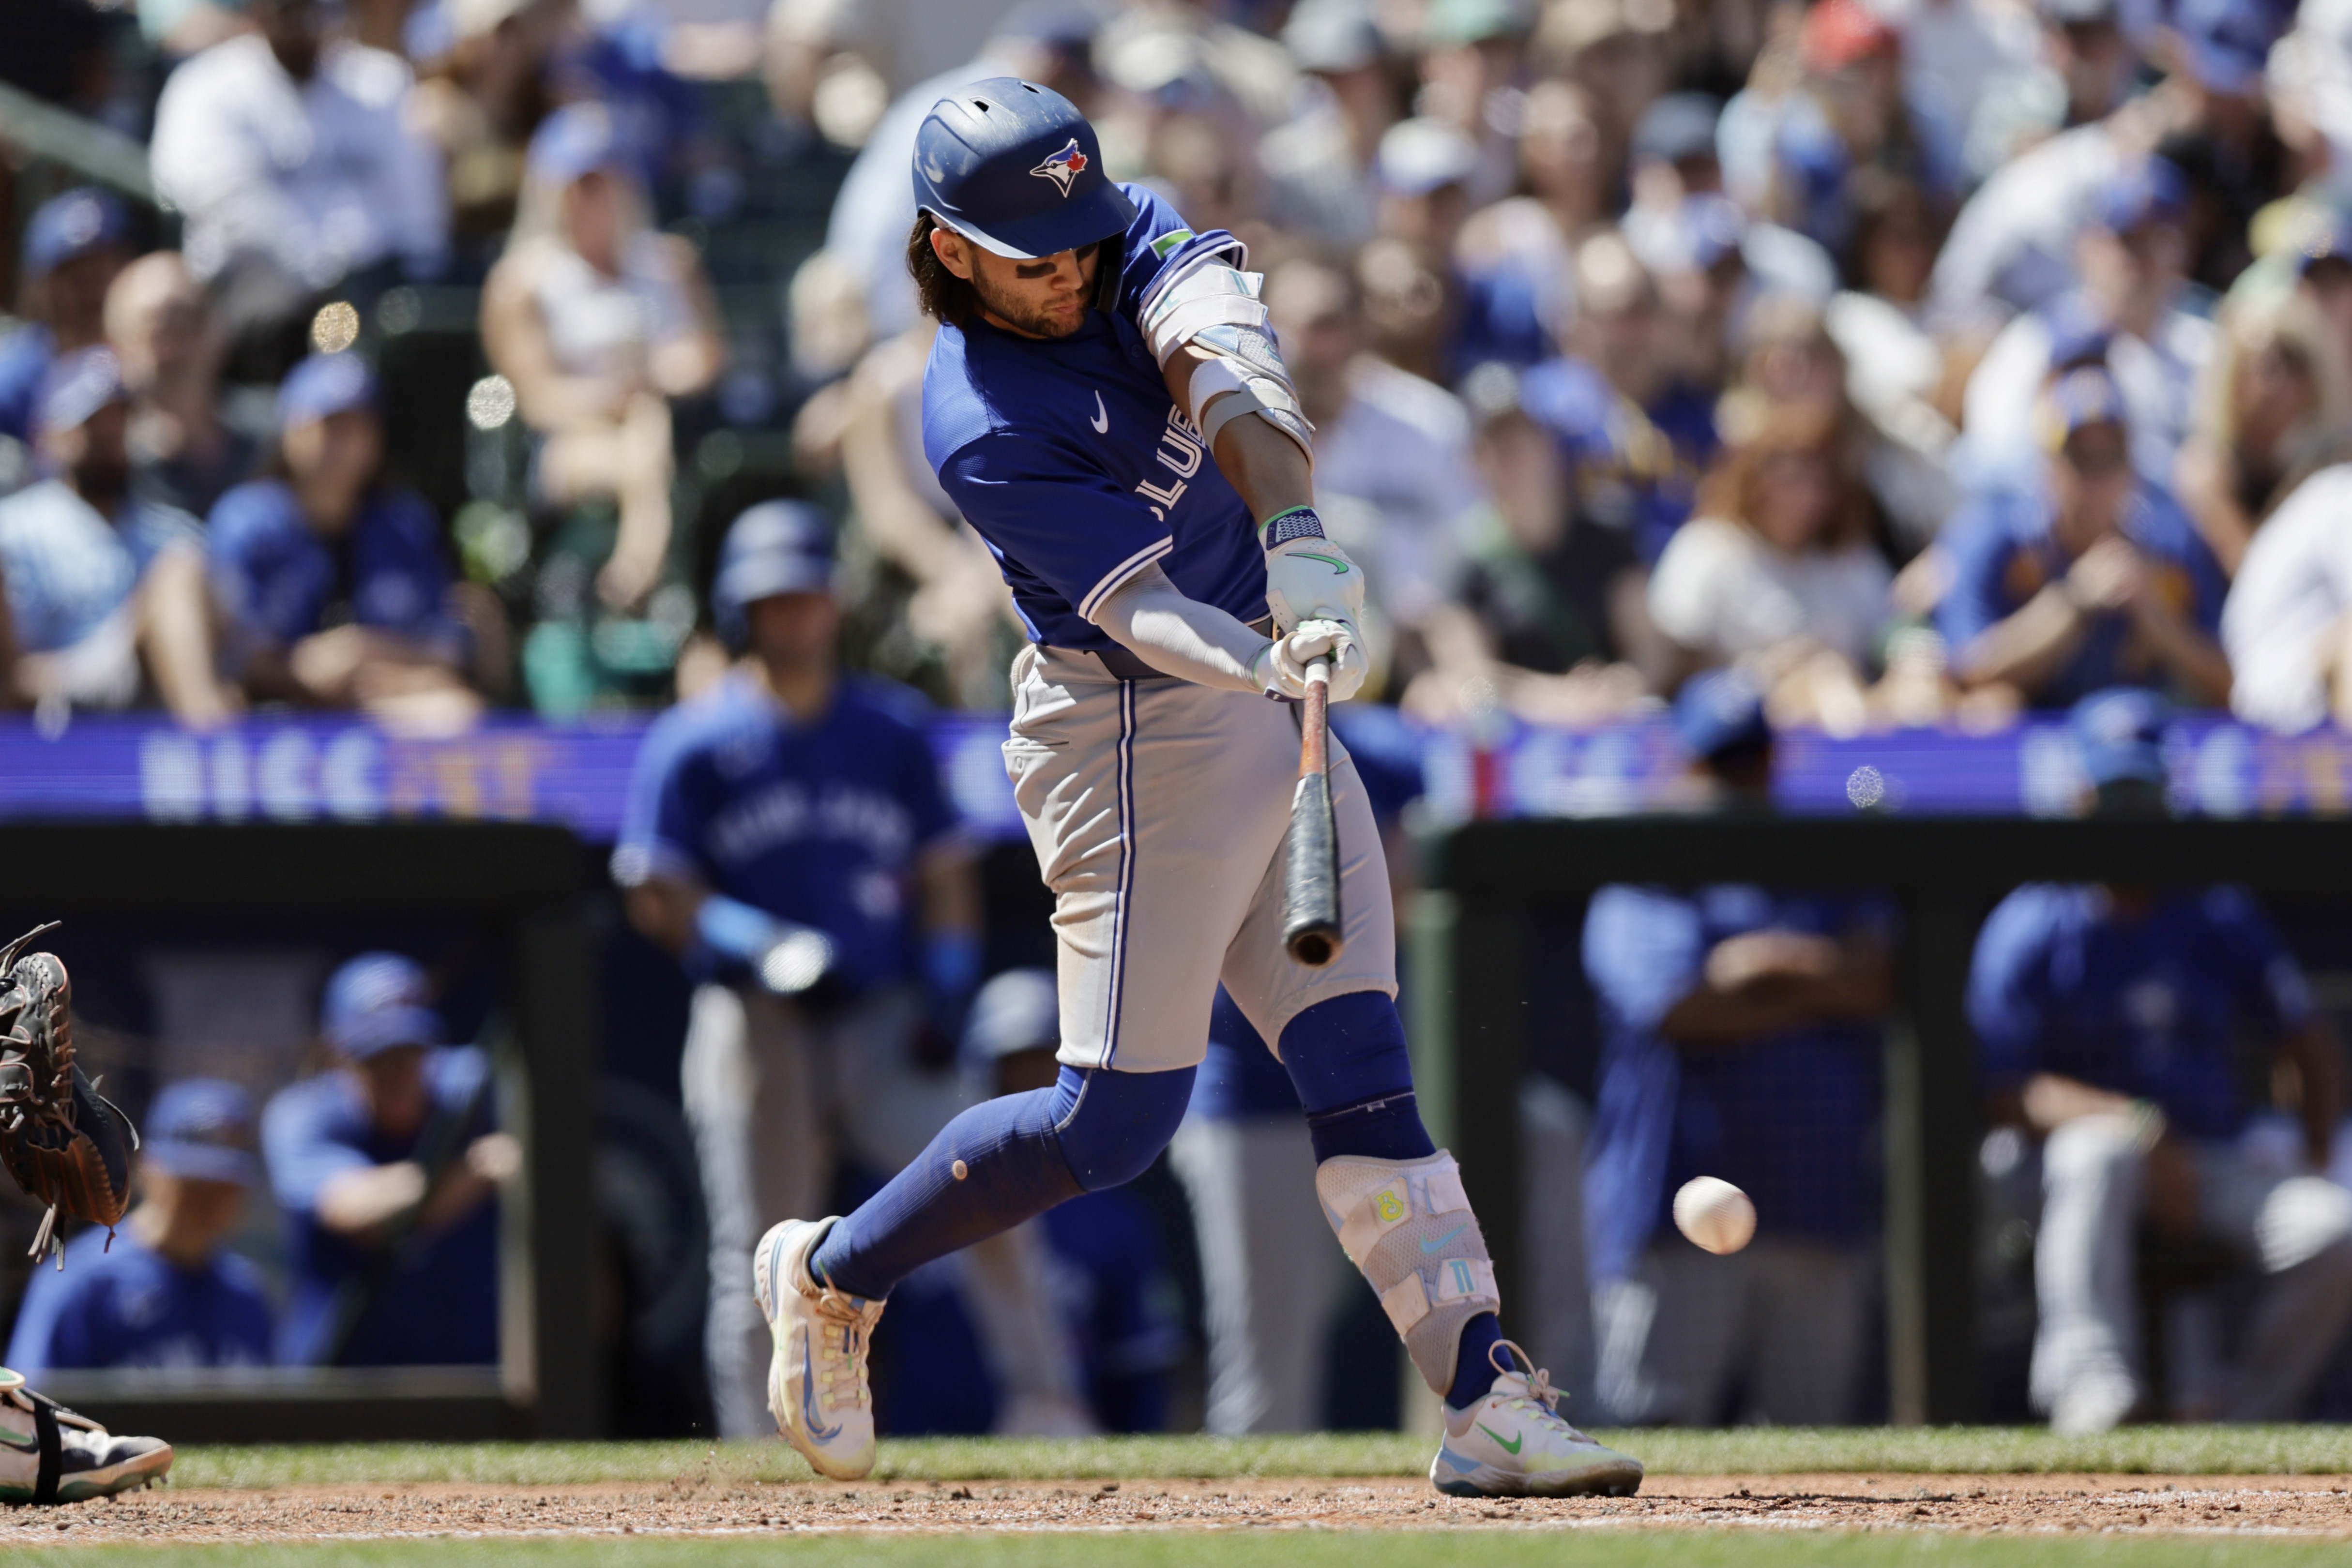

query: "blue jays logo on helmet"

left=1029, top=138, right=1090, bottom=196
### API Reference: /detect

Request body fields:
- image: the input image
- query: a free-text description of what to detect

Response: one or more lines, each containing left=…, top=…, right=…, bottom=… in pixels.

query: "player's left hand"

left=1264, top=617, right=1367, bottom=702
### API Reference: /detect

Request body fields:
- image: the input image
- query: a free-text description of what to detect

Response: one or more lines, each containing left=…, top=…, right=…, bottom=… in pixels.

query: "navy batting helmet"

left=913, top=77, right=1137, bottom=260
left=713, top=500, right=835, bottom=649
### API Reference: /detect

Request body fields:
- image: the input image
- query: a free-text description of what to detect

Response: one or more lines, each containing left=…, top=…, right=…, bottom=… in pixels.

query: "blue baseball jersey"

left=262, top=1046, right=500, bottom=1367
left=0, top=324, right=54, bottom=443
left=1581, top=885, right=1886, bottom=1282
left=612, top=672, right=963, bottom=991
left=1967, top=884, right=2312, bottom=1140
left=922, top=185, right=1267, bottom=652
left=1936, top=481, right=2225, bottom=707
left=207, top=479, right=461, bottom=657
left=4, top=1225, right=273, bottom=1377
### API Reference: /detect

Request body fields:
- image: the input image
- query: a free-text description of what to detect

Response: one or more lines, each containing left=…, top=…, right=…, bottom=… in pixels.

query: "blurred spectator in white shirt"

left=0, top=349, right=229, bottom=727
left=1266, top=258, right=1482, bottom=683
left=106, top=253, right=258, bottom=519
left=2222, top=462, right=2352, bottom=732
left=482, top=103, right=723, bottom=614
left=1962, top=160, right=2215, bottom=489
left=152, top=0, right=449, bottom=298
left=1259, top=0, right=1398, bottom=250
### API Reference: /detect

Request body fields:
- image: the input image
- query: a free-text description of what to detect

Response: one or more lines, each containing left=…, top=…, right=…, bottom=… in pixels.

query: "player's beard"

left=971, top=255, right=1098, bottom=340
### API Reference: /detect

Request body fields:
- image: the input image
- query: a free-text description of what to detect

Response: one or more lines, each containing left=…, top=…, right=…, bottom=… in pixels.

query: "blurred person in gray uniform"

left=1265, top=258, right=1482, bottom=684
left=1970, top=690, right=2352, bottom=1429
left=1168, top=990, right=1351, bottom=1433
left=152, top=0, right=448, bottom=331
left=821, top=3, right=1105, bottom=345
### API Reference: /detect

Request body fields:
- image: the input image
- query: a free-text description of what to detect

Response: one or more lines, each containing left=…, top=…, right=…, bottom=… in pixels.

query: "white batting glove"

left=1262, top=527, right=1366, bottom=636
left=1258, top=618, right=1367, bottom=702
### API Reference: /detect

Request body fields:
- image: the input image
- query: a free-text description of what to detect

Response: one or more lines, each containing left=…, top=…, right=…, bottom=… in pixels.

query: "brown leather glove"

left=0, top=925, right=134, bottom=1258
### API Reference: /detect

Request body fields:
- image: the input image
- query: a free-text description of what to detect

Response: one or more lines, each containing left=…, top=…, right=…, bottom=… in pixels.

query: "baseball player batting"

left=755, top=81, right=1643, bottom=1499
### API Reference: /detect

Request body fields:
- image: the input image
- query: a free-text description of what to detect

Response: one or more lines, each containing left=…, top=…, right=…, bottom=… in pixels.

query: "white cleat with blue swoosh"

left=1428, top=1341, right=1643, bottom=1498
left=754, top=1217, right=884, bottom=1480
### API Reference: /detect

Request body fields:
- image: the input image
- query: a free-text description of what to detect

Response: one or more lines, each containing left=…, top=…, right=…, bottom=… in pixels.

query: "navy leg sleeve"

left=812, top=1063, right=1194, bottom=1299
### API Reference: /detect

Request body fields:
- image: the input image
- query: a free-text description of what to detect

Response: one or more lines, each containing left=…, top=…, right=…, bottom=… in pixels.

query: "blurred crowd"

left=14, top=0, right=2352, bottom=733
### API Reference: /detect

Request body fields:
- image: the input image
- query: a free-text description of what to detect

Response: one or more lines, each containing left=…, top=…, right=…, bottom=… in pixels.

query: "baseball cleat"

left=0, top=1369, right=171, bottom=1504
left=754, top=1217, right=885, bottom=1480
left=1428, top=1341, right=1643, bottom=1498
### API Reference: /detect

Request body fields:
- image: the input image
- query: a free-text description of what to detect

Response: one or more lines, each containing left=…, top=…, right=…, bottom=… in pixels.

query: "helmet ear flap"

left=1091, top=232, right=1126, bottom=317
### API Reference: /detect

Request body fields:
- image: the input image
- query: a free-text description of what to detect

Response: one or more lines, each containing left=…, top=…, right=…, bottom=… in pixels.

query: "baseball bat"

left=1282, top=660, right=1344, bottom=967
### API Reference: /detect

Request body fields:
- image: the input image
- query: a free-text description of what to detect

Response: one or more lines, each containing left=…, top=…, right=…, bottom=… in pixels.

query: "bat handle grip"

left=1299, top=657, right=1330, bottom=776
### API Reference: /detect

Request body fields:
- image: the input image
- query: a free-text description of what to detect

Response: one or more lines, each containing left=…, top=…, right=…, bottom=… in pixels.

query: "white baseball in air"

left=1673, top=1176, right=1756, bottom=1255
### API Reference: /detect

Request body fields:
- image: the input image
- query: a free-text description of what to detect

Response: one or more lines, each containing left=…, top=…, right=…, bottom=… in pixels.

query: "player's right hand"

left=1263, top=618, right=1367, bottom=702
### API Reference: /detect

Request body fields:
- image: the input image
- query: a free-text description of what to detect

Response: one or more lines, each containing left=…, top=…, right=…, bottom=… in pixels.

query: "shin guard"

left=1314, top=1151, right=1499, bottom=1394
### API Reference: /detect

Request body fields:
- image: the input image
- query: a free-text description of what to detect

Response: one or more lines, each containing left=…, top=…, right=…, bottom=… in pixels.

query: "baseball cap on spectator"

left=528, top=103, right=633, bottom=188
left=1804, top=0, right=1899, bottom=71
left=993, top=0, right=1104, bottom=54
left=22, top=188, right=130, bottom=282
left=1424, top=0, right=1532, bottom=45
left=1377, top=118, right=1481, bottom=196
left=35, top=347, right=127, bottom=437
left=2038, top=364, right=2129, bottom=449
left=142, top=1079, right=262, bottom=1187
left=2094, top=158, right=2188, bottom=235
left=1674, top=668, right=1772, bottom=760
left=1632, top=93, right=1722, bottom=169
left=1284, top=0, right=1384, bottom=72
left=2072, top=687, right=2170, bottom=789
left=2043, top=296, right=2114, bottom=371
left=2168, top=0, right=2285, bottom=95
left=960, top=968, right=1059, bottom=1066
left=322, top=953, right=442, bottom=1059
left=275, top=351, right=378, bottom=431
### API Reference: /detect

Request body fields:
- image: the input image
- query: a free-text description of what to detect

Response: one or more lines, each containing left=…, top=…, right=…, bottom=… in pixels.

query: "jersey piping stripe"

left=1076, top=537, right=1175, bottom=622
left=1102, top=678, right=1138, bottom=1068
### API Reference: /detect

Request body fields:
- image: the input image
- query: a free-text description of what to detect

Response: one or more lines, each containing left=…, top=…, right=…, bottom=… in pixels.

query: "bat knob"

left=1285, top=927, right=1342, bottom=967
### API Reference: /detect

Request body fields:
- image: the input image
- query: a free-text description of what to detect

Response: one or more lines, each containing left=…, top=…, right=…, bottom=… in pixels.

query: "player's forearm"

left=1163, top=344, right=1313, bottom=525
left=1092, top=565, right=1273, bottom=694
left=2283, top=1020, right=2341, bottom=1168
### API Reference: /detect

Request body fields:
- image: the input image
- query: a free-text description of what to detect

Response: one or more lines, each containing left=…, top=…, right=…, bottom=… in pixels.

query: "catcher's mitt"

left=0, top=924, right=136, bottom=1261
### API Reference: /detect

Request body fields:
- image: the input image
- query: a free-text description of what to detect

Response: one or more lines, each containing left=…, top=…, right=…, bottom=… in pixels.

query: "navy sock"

left=812, top=1063, right=1194, bottom=1300
left=1279, top=992, right=1510, bottom=1409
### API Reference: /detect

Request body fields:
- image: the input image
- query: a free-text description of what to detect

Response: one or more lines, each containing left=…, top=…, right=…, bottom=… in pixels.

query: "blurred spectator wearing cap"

left=0, top=190, right=133, bottom=453
left=4, top=1080, right=274, bottom=1379
left=1581, top=670, right=1891, bottom=1425
left=206, top=353, right=480, bottom=726
left=1451, top=80, right=1612, bottom=358
left=1629, top=191, right=1836, bottom=425
left=0, top=347, right=231, bottom=727
left=1719, top=0, right=1961, bottom=262
left=613, top=501, right=984, bottom=1438
left=483, top=103, right=724, bottom=621
left=1259, top=0, right=1400, bottom=250
left=1411, top=361, right=1667, bottom=725
left=953, top=969, right=1184, bottom=1433
left=822, top=4, right=1106, bottom=347
left=105, top=254, right=258, bottom=520
left=1963, top=160, right=2215, bottom=488
left=1374, top=119, right=1482, bottom=317
left=262, top=953, right=516, bottom=1366
left=1936, top=365, right=2231, bottom=708
left=1968, top=688, right=2352, bottom=1428
left=1264, top=258, right=1481, bottom=680
left=151, top=0, right=449, bottom=310
left=1648, top=403, right=1894, bottom=726
left=2156, top=0, right=2298, bottom=295
left=1519, top=233, right=1713, bottom=567
left=1414, top=0, right=1535, bottom=209
left=2172, top=289, right=2350, bottom=574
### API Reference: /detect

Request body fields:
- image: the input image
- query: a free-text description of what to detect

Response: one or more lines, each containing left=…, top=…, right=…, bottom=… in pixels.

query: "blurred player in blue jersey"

left=747, top=80, right=1641, bottom=1498
left=617, top=501, right=1097, bottom=1438
left=7, top=1080, right=273, bottom=1377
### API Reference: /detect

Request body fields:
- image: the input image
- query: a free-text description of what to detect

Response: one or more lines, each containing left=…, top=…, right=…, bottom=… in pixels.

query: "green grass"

left=160, top=1427, right=2352, bottom=1489
left=14, top=1533, right=2352, bottom=1568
